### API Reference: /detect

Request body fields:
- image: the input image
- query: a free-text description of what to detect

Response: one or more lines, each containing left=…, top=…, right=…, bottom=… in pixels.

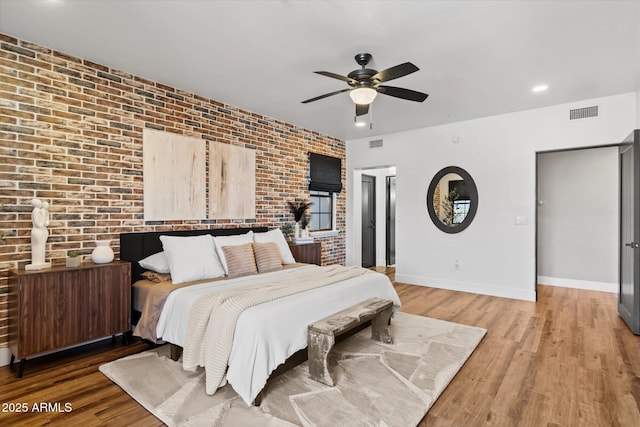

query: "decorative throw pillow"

left=138, top=251, right=170, bottom=274
left=159, top=235, right=225, bottom=284
left=253, top=228, right=296, bottom=264
left=141, top=271, right=172, bottom=283
left=253, top=242, right=283, bottom=273
left=212, top=231, right=255, bottom=275
left=221, top=243, right=258, bottom=279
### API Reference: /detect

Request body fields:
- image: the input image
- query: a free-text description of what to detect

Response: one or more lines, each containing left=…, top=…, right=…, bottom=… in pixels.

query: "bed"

left=120, top=227, right=401, bottom=405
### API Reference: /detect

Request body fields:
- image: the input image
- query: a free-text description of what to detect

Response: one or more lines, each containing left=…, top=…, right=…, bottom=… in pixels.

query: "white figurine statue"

left=25, top=198, right=51, bottom=271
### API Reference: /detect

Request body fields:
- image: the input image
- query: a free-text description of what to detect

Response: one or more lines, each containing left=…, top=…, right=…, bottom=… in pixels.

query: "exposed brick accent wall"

left=0, top=34, right=346, bottom=348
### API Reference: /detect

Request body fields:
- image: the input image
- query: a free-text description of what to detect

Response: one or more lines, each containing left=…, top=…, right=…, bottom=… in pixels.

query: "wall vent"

left=569, top=105, right=598, bottom=120
left=369, top=139, right=383, bottom=149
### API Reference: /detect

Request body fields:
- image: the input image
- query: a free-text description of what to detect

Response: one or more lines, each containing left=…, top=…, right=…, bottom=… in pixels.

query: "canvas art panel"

left=143, top=129, right=207, bottom=221
left=209, top=142, right=256, bottom=219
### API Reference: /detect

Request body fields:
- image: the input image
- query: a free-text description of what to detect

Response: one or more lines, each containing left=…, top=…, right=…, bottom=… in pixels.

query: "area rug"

left=99, top=312, right=486, bottom=426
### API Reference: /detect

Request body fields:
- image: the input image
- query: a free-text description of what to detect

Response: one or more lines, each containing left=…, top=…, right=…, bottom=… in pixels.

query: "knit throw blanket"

left=182, top=265, right=370, bottom=395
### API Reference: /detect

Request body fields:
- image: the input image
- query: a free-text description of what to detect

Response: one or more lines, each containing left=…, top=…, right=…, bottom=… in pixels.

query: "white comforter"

left=156, top=264, right=401, bottom=405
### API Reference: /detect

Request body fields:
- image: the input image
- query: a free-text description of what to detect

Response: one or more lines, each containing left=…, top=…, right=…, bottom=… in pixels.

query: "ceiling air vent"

left=369, top=139, right=383, bottom=149
left=569, top=105, right=598, bottom=120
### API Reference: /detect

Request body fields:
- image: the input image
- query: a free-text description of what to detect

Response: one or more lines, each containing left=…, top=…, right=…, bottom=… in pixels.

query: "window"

left=309, top=191, right=335, bottom=233
left=307, top=152, right=340, bottom=236
left=452, top=200, right=470, bottom=224
left=449, top=179, right=470, bottom=224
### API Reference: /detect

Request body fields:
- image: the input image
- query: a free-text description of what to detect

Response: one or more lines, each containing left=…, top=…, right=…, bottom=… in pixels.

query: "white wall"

left=346, top=92, right=637, bottom=301
left=537, top=147, right=619, bottom=292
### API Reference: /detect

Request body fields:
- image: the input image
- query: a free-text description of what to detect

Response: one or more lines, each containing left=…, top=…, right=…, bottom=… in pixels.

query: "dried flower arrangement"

left=288, top=200, right=312, bottom=222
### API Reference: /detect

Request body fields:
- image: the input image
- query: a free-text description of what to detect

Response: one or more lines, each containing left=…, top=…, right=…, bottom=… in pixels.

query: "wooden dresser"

left=289, top=241, right=322, bottom=265
left=8, top=260, right=131, bottom=377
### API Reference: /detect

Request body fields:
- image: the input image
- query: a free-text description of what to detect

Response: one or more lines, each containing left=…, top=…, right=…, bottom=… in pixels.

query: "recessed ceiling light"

left=532, top=84, right=548, bottom=92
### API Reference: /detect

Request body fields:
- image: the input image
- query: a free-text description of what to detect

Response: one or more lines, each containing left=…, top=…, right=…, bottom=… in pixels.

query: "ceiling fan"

left=301, top=53, right=428, bottom=117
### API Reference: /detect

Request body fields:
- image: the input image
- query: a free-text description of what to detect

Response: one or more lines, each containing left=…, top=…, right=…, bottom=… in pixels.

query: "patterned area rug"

left=99, top=312, right=486, bottom=426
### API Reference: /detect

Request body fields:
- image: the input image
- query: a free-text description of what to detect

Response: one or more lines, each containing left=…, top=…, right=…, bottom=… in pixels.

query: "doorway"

left=536, top=147, right=619, bottom=293
left=386, top=176, right=396, bottom=266
left=361, top=174, right=376, bottom=267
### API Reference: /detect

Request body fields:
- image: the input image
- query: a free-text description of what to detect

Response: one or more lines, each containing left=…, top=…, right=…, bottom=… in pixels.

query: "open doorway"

left=386, top=176, right=396, bottom=266
left=361, top=174, right=376, bottom=267
left=355, top=166, right=397, bottom=268
left=536, top=146, right=619, bottom=293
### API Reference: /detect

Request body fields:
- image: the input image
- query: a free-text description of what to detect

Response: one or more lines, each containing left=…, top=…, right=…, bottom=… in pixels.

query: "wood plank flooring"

left=387, top=270, right=640, bottom=426
left=1, top=269, right=639, bottom=426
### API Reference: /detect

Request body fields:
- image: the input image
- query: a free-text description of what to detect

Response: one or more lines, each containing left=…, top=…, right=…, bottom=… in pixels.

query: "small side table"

left=288, top=241, right=322, bottom=265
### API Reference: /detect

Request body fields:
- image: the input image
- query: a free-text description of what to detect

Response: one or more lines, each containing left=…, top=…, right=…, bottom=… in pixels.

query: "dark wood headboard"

left=120, top=227, right=268, bottom=284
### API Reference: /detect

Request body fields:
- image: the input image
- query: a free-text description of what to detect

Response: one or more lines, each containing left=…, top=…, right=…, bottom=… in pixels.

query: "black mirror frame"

left=426, top=166, right=478, bottom=234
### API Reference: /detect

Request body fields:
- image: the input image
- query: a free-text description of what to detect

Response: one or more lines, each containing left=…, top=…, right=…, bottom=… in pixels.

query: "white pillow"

left=138, top=251, right=170, bottom=274
left=159, top=235, right=225, bottom=284
left=253, top=229, right=296, bottom=264
left=212, top=231, right=254, bottom=275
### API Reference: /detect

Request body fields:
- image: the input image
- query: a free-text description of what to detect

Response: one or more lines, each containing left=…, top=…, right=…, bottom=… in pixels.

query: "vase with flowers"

left=300, top=213, right=310, bottom=238
left=288, top=200, right=312, bottom=241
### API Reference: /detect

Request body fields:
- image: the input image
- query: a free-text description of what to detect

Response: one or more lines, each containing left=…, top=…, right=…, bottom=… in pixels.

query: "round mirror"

left=426, top=166, right=478, bottom=233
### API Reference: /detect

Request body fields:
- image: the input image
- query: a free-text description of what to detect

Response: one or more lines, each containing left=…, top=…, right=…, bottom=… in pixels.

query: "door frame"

left=535, top=143, right=622, bottom=302
left=386, top=175, right=396, bottom=266
left=361, top=174, right=376, bottom=268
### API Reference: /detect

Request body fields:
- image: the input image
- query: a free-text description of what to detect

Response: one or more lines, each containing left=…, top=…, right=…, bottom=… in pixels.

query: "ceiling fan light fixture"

left=349, top=87, right=377, bottom=105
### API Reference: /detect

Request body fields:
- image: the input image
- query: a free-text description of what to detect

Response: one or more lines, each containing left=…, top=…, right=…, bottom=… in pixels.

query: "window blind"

left=309, top=152, right=342, bottom=193
left=448, top=179, right=470, bottom=200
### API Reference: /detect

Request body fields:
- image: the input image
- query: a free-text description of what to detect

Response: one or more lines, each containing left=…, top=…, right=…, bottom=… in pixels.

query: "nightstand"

left=8, top=260, right=131, bottom=377
left=288, top=241, right=322, bottom=265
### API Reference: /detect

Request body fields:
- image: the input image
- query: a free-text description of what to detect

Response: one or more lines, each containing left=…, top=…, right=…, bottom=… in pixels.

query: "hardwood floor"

left=1, top=269, right=639, bottom=426
left=386, top=271, right=640, bottom=426
left=0, top=338, right=161, bottom=427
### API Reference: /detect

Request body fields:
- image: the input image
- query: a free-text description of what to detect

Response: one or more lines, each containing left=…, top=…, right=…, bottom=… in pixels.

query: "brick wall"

left=0, top=34, right=346, bottom=348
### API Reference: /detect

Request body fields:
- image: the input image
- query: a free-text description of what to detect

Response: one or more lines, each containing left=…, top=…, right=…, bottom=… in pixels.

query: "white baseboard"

left=0, top=347, right=11, bottom=367
left=395, top=273, right=536, bottom=302
left=537, top=276, right=617, bottom=293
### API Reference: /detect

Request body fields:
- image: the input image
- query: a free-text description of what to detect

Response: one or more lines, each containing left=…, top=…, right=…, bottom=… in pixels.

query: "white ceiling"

left=1, top=0, right=639, bottom=140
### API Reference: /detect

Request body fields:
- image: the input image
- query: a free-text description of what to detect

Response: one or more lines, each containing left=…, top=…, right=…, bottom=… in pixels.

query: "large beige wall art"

left=209, top=142, right=256, bottom=219
left=143, top=129, right=207, bottom=221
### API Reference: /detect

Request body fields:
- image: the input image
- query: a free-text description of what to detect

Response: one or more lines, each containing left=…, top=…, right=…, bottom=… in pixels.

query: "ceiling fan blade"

left=314, top=71, right=358, bottom=85
left=355, top=103, right=369, bottom=116
left=301, top=88, right=351, bottom=104
left=372, top=62, right=419, bottom=83
left=377, top=85, right=428, bottom=102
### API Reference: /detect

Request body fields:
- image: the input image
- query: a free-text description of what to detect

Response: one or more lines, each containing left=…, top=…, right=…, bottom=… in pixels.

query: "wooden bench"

left=307, top=297, right=394, bottom=386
